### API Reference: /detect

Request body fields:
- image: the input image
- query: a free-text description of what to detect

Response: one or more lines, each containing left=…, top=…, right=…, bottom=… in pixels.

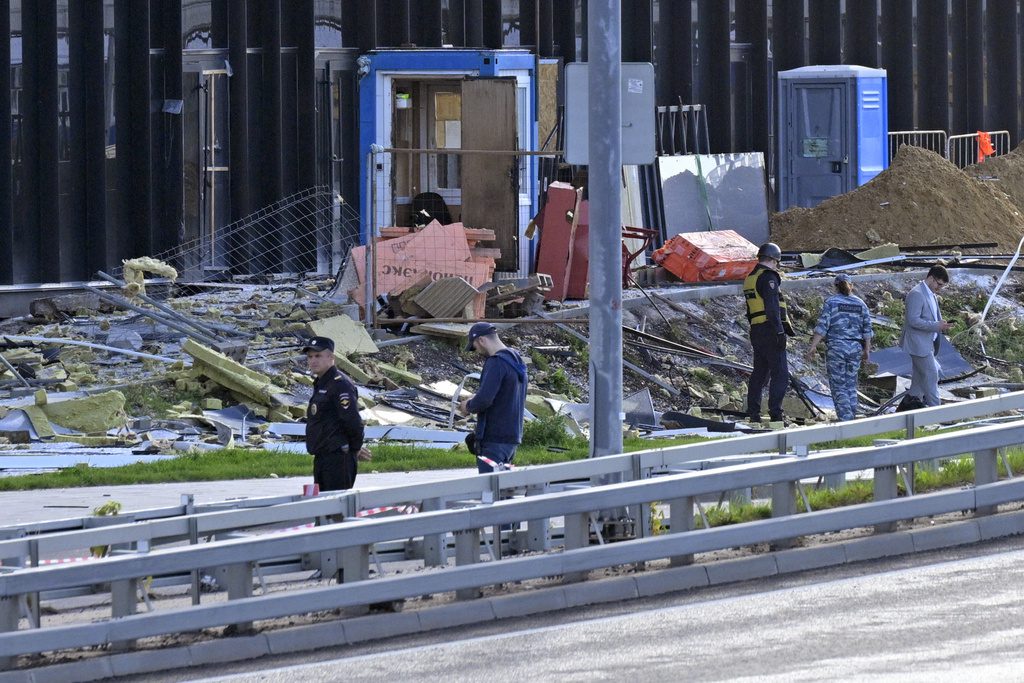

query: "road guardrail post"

left=562, top=513, right=590, bottom=583
left=422, top=497, right=446, bottom=566
left=111, top=577, right=138, bottom=650
left=873, top=463, right=899, bottom=533
left=974, top=448, right=999, bottom=516
left=339, top=544, right=370, bottom=584
left=222, top=562, right=254, bottom=633
left=0, top=594, right=17, bottom=668
left=454, top=529, right=482, bottom=600
left=771, top=482, right=797, bottom=549
left=525, top=484, right=551, bottom=552
left=668, top=497, right=694, bottom=566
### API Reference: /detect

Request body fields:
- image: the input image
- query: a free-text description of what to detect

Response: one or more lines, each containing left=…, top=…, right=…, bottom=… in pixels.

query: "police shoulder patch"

left=768, top=280, right=776, bottom=289
left=339, top=395, right=352, bottom=409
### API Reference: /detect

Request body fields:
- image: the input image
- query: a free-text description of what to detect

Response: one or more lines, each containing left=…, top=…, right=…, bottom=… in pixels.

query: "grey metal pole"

left=588, top=0, right=623, bottom=462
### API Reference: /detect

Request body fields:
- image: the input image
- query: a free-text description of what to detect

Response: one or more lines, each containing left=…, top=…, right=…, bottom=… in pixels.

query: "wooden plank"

left=461, top=78, right=519, bottom=271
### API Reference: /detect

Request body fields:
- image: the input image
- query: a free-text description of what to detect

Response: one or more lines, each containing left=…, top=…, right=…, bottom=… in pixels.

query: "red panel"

left=534, top=182, right=581, bottom=301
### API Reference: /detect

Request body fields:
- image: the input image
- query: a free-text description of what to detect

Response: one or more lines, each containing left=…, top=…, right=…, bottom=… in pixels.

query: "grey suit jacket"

left=900, top=281, right=943, bottom=357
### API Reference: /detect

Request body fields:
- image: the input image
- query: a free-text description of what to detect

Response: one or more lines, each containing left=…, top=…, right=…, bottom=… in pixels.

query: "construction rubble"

left=6, top=142, right=1024, bottom=474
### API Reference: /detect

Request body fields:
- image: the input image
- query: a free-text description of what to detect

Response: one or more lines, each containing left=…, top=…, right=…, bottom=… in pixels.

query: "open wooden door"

left=461, top=77, right=519, bottom=272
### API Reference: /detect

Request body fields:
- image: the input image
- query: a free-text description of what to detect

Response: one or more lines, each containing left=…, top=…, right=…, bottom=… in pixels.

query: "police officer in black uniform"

left=302, top=336, right=365, bottom=491
left=743, top=243, right=795, bottom=422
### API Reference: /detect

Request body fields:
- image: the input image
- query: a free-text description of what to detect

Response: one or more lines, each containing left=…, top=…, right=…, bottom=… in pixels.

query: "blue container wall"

left=357, top=50, right=536, bottom=245
left=856, top=76, right=888, bottom=187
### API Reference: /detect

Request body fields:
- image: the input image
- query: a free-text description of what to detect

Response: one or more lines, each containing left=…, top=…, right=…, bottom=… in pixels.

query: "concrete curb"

left=4, top=511, right=1024, bottom=683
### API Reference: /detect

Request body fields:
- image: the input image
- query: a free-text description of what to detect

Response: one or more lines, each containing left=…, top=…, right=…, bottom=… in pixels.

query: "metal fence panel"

left=888, top=129, right=947, bottom=165
left=946, top=130, right=1011, bottom=168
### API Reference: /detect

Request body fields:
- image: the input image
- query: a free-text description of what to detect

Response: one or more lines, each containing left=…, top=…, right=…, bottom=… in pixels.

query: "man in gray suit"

left=900, top=264, right=953, bottom=407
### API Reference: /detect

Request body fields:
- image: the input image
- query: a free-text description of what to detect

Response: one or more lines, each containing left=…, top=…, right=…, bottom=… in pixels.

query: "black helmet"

left=757, top=242, right=782, bottom=261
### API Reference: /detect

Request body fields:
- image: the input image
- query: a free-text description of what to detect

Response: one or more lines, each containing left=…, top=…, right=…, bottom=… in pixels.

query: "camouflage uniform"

left=814, top=293, right=873, bottom=421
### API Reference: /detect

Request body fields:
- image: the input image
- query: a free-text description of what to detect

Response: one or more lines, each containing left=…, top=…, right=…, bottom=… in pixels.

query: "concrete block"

left=562, top=575, right=638, bottom=608
left=109, top=645, right=192, bottom=678
left=977, top=510, right=1024, bottom=541
left=343, top=611, right=421, bottom=644
left=911, top=521, right=981, bottom=552
left=705, top=555, right=778, bottom=585
left=266, top=621, right=347, bottom=655
left=202, top=398, right=223, bottom=410
left=188, top=632, right=270, bottom=666
left=634, top=564, right=709, bottom=597
left=376, top=362, right=422, bottom=386
left=842, top=531, right=916, bottom=563
left=417, top=600, right=496, bottom=631
left=490, top=587, right=567, bottom=619
left=774, top=544, right=847, bottom=574
left=30, top=657, right=114, bottom=683
left=335, top=354, right=373, bottom=384
left=307, top=315, right=379, bottom=355
left=39, top=390, right=127, bottom=434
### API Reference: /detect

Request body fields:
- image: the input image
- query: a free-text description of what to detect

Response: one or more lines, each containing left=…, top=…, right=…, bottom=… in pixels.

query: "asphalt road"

left=130, top=535, right=1024, bottom=683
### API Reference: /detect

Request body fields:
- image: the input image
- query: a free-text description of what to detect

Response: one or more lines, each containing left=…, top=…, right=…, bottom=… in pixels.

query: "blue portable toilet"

left=777, top=65, right=888, bottom=210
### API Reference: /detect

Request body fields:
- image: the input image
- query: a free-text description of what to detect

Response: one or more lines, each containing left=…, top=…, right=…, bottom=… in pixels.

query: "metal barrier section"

left=2, top=418, right=1024, bottom=662
left=887, top=130, right=947, bottom=165
left=3, top=392, right=1024, bottom=663
left=946, top=130, right=1011, bottom=168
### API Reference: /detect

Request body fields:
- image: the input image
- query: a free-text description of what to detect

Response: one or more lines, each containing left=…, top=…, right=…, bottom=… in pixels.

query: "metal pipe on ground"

left=83, top=286, right=222, bottom=347
left=1, top=334, right=179, bottom=363
left=96, top=271, right=251, bottom=341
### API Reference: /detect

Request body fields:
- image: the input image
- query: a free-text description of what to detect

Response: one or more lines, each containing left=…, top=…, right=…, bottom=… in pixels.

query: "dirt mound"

left=965, top=142, right=1024, bottom=224
left=770, top=145, right=1024, bottom=252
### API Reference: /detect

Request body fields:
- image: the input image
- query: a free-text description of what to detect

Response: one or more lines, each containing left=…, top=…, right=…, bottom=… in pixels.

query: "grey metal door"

left=787, top=82, right=847, bottom=208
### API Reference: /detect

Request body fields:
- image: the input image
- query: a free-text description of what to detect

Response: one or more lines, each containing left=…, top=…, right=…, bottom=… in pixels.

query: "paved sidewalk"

left=0, top=469, right=476, bottom=526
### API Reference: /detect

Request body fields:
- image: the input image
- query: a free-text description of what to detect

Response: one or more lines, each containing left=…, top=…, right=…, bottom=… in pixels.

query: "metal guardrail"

left=2, top=405, right=1024, bottom=663
left=3, top=391, right=1024, bottom=569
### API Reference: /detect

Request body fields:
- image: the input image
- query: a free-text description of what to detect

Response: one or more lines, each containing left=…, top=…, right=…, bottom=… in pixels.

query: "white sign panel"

left=564, top=62, right=656, bottom=165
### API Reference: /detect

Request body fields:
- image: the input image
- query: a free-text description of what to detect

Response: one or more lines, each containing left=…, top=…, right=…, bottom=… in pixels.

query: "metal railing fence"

left=887, top=129, right=1011, bottom=168
left=946, top=130, right=1011, bottom=168
left=887, top=129, right=947, bottom=164
left=2, top=408, right=1024, bottom=662
left=3, top=391, right=1024, bottom=571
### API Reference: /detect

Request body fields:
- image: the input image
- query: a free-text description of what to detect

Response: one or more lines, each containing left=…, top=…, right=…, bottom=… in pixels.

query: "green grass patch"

left=0, top=432, right=713, bottom=490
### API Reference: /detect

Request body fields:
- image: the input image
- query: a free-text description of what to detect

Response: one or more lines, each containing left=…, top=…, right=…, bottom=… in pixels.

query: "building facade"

left=2, top=0, right=1022, bottom=284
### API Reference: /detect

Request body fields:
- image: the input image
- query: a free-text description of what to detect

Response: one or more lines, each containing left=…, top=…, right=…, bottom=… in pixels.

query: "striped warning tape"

left=37, top=555, right=98, bottom=565
left=356, top=504, right=419, bottom=517
left=477, top=455, right=514, bottom=471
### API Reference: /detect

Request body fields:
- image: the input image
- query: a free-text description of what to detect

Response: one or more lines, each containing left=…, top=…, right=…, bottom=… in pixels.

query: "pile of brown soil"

left=965, top=142, right=1024, bottom=222
left=770, top=145, right=1024, bottom=252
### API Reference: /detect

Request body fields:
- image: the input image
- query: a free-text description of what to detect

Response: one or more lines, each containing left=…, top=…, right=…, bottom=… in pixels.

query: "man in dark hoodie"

left=459, top=322, right=528, bottom=473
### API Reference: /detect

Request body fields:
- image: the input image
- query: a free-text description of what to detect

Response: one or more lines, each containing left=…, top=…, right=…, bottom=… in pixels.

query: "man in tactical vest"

left=743, top=242, right=795, bottom=422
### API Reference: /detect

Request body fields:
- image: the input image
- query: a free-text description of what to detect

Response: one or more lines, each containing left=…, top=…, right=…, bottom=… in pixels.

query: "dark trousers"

left=747, top=326, right=789, bottom=419
left=313, top=449, right=357, bottom=491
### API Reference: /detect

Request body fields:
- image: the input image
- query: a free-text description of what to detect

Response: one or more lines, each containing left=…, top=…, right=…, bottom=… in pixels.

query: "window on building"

left=183, top=0, right=213, bottom=49
left=502, top=0, right=521, bottom=46
left=315, top=0, right=343, bottom=48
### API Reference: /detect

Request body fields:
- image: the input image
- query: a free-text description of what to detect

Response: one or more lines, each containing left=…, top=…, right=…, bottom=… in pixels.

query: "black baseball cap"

left=301, top=336, right=335, bottom=353
left=465, top=322, right=497, bottom=351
